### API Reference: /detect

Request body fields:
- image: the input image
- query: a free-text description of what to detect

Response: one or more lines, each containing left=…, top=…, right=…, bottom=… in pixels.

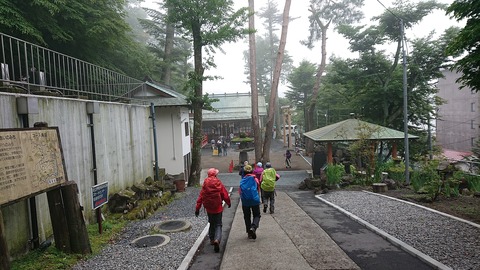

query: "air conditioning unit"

left=1, top=63, right=10, bottom=85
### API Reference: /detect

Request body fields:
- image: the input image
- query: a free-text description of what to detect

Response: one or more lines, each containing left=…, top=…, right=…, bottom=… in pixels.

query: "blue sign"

left=91, top=182, right=108, bottom=210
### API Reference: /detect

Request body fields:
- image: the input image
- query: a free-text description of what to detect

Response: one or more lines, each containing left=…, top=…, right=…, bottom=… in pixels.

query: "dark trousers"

left=242, top=204, right=261, bottom=233
left=207, top=212, right=223, bottom=242
left=262, top=190, right=275, bottom=213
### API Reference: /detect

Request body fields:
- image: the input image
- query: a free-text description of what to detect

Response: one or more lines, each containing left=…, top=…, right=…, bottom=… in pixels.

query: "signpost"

left=91, top=181, right=108, bottom=234
left=91, top=182, right=108, bottom=210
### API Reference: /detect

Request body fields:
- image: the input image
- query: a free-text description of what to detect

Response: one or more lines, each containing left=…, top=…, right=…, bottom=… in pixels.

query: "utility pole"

left=400, top=19, right=410, bottom=184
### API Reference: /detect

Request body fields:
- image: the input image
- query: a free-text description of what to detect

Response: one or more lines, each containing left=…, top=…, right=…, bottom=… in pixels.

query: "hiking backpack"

left=261, top=168, right=277, bottom=192
left=240, top=175, right=260, bottom=205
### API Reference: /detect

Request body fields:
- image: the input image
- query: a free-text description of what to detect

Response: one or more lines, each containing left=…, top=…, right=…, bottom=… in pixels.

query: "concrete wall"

left=0, top=92, right=154, bottom=256
left=437, top=70, right=480, bottom=152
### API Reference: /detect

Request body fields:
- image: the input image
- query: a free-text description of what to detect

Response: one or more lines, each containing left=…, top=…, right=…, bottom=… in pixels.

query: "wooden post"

left=47, top=188, right=71, bottom=253
left=327, top=142, right=333, bottom=164
left=392, top=142, right=398, bottom=159
left=61, top=181, right=91, bottom=254
left=0, top=209, right=11, bottom=270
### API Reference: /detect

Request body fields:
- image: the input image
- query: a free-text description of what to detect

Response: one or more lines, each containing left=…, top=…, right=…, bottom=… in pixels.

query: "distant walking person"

left=239, top=165, right=261, bottom=239
left=261, top=162, right=279, bottom=214
left=239, top=160, right=249, bottom=179
left=195, top=168, right=231, bottom=252
left=285, top=150, right=292, bottom=168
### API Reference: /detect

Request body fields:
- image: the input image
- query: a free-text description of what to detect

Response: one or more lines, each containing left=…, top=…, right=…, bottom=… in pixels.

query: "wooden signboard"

left=0, top=128, right=67, bottom=206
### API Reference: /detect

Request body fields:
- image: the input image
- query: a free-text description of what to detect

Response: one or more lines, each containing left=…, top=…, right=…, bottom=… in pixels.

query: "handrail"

left=0, top=32, right=146, bottom=103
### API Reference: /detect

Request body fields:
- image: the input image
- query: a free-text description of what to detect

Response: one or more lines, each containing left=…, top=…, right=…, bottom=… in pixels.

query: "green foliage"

left=453, top=171, right=480, bottom=192
left=386, top=160, right=408, bottom=183
left=411, top=160, right=440, bottom=192
left=11, top=215, right=127, bottom=270
left=0, top=0, right=157, bottom=80
left=446, top=0, right=480, bottom=91
left=325, top=164, right=345, bottom=186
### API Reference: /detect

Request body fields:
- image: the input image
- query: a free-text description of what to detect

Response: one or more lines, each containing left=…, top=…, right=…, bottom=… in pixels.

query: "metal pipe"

left=150, top=103, right=160, bottom=183
left=88, top=113, right=102, bottom=234
left=21, top=115, right=40, bottom=249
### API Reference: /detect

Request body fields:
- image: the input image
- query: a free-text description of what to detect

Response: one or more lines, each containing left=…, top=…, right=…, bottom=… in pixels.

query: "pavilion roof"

left=303, top=118, right=419, bottom=142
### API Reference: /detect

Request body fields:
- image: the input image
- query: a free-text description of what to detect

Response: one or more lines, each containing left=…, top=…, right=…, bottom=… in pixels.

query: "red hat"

left=207, top=168, right=219, bottom=176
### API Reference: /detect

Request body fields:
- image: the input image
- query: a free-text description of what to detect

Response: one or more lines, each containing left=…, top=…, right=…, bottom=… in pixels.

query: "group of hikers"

left=210, top=136, right=230, bottom=156
left=195, top=160, right=279, bottom=253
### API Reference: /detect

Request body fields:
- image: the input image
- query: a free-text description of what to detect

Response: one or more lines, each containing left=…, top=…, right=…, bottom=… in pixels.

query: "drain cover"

left=154, top=220, right=192, bottom=233
left=131, top=234, right=170, bottom=248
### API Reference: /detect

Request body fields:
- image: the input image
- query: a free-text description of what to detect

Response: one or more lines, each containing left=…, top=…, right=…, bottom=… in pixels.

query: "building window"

left=472, top=119, right=475, bottom=129
left=184, top=122, right=189, bottom=136
left=471, top=102, right=475, bottom=112
left=472, top=137, right=475, bottom=147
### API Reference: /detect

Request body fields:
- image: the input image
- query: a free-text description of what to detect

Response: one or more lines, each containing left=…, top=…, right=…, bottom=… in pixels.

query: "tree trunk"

left=262, top=0, right=291, bottom=162
left=188, top=23, right=204, bottom=186
left=306, top=26, right=327, bottom=132
left=0, top=209, right=10, bottom=270
left=249, top=0, right=262, bottom=163
left=162, top=16, right=175, bottom=84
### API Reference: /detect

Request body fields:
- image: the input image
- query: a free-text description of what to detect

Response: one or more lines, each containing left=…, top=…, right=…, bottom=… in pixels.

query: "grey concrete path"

left=220, top=191, right=359, bottom=270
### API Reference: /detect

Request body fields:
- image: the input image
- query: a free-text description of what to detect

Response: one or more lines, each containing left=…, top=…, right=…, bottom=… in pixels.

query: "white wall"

left=0, top=92, right=154, bottom=256
left=155, top=107, right=190, bottom=176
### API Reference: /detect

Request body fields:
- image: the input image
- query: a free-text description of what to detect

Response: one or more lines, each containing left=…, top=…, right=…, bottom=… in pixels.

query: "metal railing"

left=0, top=32, right=145, bottom=102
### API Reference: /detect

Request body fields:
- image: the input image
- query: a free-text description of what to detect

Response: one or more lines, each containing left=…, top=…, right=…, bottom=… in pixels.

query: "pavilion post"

left=392, top=142, right=398, bottom=159
left=327, top=142, right=333, bottom=164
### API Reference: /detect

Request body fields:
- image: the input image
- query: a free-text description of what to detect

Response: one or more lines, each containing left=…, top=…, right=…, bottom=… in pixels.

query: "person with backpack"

left=261, top=162, right=279, bottom=214
left=239, top=164, right=261, bottom=239
left=195, top=168, right=231, bottom=253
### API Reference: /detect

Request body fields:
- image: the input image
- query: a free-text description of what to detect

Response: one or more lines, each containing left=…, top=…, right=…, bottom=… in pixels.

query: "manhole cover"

left=131, top=234, right=170, bottom=248
left=154, top=220, right=192, bottom=233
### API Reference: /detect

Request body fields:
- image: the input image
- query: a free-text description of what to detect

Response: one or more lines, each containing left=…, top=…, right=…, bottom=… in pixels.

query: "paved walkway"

left=221, top=191, right=359, bottom=270
left=188, top=139, right=437, bottom=270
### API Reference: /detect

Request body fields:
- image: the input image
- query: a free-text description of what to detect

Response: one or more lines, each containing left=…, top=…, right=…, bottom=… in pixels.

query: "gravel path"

left=73, top=187, right=205, bottom=270
left=318, top=191, right=480, bottom=270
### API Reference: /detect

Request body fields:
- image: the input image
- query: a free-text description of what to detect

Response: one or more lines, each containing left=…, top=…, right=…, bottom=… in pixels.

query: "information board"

left=91, top=182, right=108, bottom=210
left=0, top=128, right=66, bottom=205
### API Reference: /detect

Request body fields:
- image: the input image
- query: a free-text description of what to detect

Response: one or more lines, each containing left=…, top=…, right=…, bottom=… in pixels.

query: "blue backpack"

left=240, top=175, right=260, bottom=206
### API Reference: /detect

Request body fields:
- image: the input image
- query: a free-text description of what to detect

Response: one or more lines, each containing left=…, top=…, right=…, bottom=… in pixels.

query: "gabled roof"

left=303, top=118, right=419, bottom=142
left=132, top=80, right=189, bottom=107
left=203, top=93, right=267, bottom=121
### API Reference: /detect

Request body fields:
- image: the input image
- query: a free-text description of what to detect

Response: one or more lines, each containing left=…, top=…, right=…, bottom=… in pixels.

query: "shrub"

left=453, top=171, right=480, bottom=192
left=325, top=164, right=345, bottom=186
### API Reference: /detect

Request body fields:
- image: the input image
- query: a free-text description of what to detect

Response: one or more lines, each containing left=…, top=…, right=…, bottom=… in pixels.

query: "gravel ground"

left=318, top=191, right=480, bottom=270
left=73, top=187, right=205, bottom=270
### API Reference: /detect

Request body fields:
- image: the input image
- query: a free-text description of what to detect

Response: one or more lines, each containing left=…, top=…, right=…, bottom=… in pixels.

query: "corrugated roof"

left=303, top=118, right=419, bottom=142
left=203, top=93, right=267, bottom=121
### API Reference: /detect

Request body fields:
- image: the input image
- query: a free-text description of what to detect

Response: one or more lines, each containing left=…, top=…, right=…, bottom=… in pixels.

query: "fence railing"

left=0, top=32, right=145, bottom=102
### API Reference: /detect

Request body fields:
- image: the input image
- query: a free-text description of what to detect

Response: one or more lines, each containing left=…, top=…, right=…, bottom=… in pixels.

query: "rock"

left=108, top=189, right=136, bottom=213
left=383, top=179, right=397, bottom=190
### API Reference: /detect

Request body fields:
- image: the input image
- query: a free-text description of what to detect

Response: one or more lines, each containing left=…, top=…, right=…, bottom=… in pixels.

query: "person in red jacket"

left=195, top=168, right=231, bottom=252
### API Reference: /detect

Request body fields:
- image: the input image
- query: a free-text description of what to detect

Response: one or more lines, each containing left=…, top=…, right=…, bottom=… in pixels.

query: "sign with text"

left=91, top=182, right=108, bottom=209
left=0, top=128, right=66, bottom=205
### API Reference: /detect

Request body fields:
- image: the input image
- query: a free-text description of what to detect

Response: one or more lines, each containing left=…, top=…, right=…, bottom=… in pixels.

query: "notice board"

left=0, top=128, right=67, bottom=205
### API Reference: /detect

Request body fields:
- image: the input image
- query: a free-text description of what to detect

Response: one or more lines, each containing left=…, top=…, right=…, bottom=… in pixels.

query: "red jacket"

left=196, top=176, right=231, bottom=214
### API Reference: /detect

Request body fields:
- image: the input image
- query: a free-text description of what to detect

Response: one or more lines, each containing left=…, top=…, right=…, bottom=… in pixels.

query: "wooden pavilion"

left=303, top=118, right=419, bottom=166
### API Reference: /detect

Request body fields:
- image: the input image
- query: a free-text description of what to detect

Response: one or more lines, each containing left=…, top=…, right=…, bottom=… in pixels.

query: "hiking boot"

left=249, top=227, right=257, bottom=239
left=247, top=232, right=253, bottom=239
left=213, top=240, right=220, bottom=252
left=210, top=240, right=215, bottom=245
left=270, top=210, right=274, bottom=214
left=263, top=205, right=267, bottom=213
